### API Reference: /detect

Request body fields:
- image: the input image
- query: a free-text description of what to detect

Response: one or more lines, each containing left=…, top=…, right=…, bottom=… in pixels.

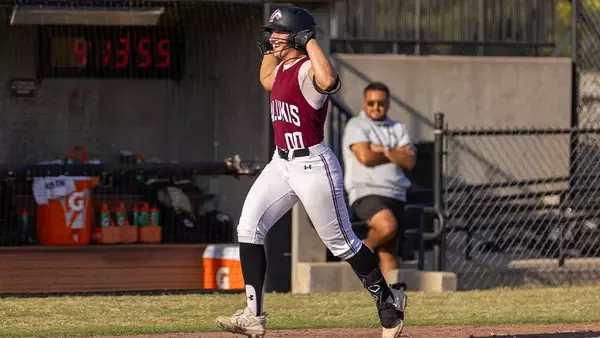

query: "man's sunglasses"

left=366, top=100, right=387, bottom=108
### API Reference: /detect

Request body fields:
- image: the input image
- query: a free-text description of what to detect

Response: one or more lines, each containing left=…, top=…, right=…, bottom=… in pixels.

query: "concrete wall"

left=0, top=3, right=267, bottom=223
left=334, top=54, right=572, bottom=142
left=333, top=54, right=573, bottom=185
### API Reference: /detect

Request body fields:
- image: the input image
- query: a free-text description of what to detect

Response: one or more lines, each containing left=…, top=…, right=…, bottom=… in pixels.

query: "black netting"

left=0, top=1, right=264, bottom=246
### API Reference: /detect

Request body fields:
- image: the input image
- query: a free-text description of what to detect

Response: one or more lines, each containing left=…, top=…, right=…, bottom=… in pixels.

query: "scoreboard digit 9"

left=38, top=26, right=182, bottom=79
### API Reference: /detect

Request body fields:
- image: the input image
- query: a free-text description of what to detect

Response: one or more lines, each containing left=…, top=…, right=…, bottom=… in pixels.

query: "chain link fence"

left=435, top=0, right=600, bottom=290
left=442, top=126, right=600, bottom=290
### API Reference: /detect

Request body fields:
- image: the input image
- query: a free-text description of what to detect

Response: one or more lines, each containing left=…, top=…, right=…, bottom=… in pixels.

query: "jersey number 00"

left=284, top=132, right=305, bottom=150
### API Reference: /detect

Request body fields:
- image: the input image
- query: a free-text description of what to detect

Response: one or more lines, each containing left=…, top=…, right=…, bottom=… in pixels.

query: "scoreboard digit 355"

left=37, top=26, right=183, bottom=80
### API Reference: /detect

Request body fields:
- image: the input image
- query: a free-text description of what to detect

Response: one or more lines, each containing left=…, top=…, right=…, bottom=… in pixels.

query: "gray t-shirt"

left=342, top=110, right=413, bottom=205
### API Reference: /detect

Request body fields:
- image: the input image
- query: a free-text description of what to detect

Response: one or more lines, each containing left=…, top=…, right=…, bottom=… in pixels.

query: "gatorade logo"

left=60, top=189, right=88, bottom=230
left=216, top=267, right=230, bottom=289
left=68, top=191, right=85, bottom=212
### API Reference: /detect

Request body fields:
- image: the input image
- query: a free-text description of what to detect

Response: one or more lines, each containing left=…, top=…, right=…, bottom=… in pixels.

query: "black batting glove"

left=291, top=29, right=315, bottom=49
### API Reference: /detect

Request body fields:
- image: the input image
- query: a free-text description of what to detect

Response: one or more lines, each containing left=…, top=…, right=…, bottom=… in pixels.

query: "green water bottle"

left=20, top=209, right=33, bottom=244
left=114, top=202, right=126, bottom=227
left=150, top=206, right=160, bottom=227
left=99, top=204, right=112, bottom=228
left=132, top=207, right=140, bottom=226
left=138, top=203, right=150, bottom=228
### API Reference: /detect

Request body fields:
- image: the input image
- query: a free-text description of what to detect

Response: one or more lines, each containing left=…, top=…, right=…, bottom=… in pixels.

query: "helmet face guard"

left=257, top=32, right=273, bottom=55
left=257, top=29, right=295, bottom=56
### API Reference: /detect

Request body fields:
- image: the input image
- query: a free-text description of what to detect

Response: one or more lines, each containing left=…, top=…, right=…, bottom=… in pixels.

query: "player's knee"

left=236, top=222, right=267, bottom=245
left=237, top=234, right=263, bottom=245
left=329, top=237, right=363, bottom=260
left=334, top=247, right=357, bottom=260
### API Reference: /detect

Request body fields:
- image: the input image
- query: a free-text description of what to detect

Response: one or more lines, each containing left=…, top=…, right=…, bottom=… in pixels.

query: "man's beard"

left=372, top=114, right=387, bottom=121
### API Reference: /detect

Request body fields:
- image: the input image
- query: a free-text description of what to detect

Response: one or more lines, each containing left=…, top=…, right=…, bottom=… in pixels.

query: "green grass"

left=1, top=285, right=599, bottom=337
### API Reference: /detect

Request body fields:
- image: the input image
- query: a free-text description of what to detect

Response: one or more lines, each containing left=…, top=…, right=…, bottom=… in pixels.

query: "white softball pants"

left=237, top=141, right=362, bottom=260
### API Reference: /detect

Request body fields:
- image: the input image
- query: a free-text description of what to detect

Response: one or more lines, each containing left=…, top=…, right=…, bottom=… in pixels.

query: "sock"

left=239, top=243, right=267, bottom=316
left=346, top=244, right=391, bottom=303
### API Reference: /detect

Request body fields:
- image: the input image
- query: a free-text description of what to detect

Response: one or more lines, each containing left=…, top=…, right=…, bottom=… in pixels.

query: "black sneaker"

left=378, top=283, right=407, bottom=338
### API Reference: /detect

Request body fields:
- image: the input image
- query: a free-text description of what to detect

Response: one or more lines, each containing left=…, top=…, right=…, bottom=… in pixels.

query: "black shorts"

left=351, top=195, right=406, bottom=231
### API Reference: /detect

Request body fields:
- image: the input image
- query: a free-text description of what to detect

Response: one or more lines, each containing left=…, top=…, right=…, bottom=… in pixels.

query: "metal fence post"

left=433, top=112, right=445, bottom=271
left=570, top=0, right=580, bottom=189
left=563, top=0, right=580, bottom=269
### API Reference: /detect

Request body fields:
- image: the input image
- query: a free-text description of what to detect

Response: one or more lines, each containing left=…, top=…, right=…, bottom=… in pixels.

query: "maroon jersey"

left=270, top=57, right=329, bottom=150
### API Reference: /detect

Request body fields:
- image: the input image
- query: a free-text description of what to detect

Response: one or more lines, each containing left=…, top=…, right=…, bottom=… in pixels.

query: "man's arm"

left=350, top=142, right=390, bottom=167
left=383, top=144, right=416, bottom=171
left=344, top=119, right=389, bottom=167
left=260, top=54, right=280, bottom=91
left=305, top=39, right=339, bottom=92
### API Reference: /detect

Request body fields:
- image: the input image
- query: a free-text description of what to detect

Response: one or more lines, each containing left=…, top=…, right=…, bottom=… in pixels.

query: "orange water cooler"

left=202, top=244, right=245, bottom=290
left=36, top=176, right=99, bottom=245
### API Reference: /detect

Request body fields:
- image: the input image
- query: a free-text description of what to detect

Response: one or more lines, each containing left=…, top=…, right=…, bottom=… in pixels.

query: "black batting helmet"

left=262, top=7, right=316, bottom=33
left=257, top=7, right=316, bottom=55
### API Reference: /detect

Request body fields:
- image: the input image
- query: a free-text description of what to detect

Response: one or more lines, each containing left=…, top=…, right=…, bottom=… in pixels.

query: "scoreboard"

left=37, top=25, right=183, bottom=80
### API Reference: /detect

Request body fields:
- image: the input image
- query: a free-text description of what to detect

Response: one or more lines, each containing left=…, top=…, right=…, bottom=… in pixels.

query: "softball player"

left=215, top=7, right=407, bottom=338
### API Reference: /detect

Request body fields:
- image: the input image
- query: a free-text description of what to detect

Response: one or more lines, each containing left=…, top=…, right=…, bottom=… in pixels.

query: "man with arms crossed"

left=215, top=7, right=407, bottom=338
left=343, top=82, right=416, bottom=278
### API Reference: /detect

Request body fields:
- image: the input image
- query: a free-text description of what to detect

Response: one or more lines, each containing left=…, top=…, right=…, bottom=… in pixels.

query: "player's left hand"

left=291, top=29, right=315, bottom=49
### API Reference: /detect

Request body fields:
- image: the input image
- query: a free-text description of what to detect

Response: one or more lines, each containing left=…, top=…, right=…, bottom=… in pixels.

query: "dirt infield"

left=97, top=323, right=600, bottom=338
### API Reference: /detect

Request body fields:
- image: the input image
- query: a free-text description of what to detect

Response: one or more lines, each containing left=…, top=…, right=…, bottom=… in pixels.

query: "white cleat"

left=215, top=307, right=267, bottom=338
left=381, top=283, right=408, bottom=338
